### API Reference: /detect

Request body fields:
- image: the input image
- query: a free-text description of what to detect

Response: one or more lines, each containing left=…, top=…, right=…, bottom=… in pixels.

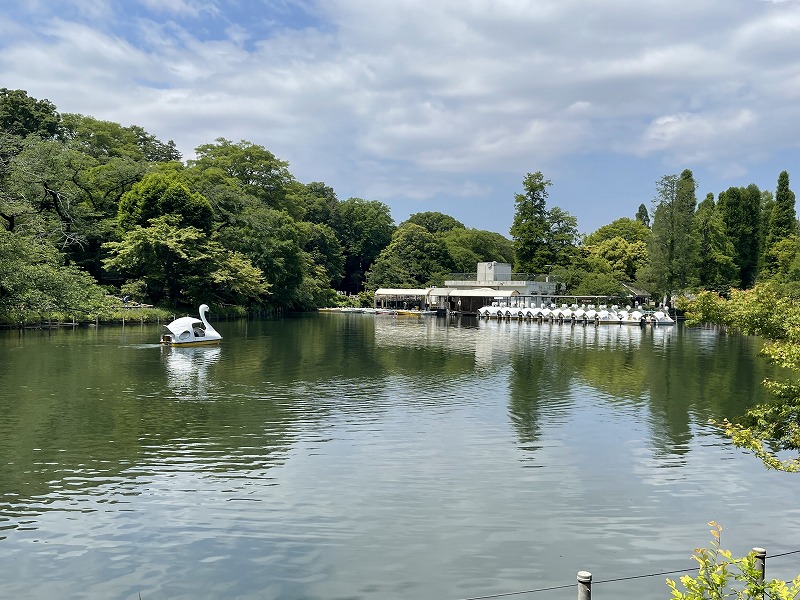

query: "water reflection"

left=0, top=316, right=796, bottom=600
left=162, top=346, right=222, bottom=401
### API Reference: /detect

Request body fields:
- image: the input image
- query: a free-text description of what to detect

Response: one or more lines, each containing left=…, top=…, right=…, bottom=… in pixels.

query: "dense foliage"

left=681, top=283, right=800, bottom=471
left=667, top=522, right=800, bottom=600
left=1, top=89, right=799, bottom=327
left=0, top=90, right=517, bottom=319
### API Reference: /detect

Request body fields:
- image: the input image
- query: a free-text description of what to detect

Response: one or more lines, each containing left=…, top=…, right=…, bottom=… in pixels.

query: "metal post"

left=753, top=547, right=766, bottom=600
left=577, top=571, right=592, bottom=600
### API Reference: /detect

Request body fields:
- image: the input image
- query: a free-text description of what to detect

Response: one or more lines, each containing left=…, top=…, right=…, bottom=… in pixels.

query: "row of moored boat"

left=477, top=304, right=675, bottom=325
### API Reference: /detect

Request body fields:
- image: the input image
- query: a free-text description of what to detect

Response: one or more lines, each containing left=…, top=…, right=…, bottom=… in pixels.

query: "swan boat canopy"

left=160, top=304, right=223, bottom=346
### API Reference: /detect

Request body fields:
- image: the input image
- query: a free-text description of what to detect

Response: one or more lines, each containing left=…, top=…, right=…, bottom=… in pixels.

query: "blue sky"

left=3, top=0, right=800, bottom=236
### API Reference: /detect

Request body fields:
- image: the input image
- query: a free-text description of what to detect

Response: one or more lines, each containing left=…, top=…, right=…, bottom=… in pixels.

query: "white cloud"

left=3, top=0, right=800, bottom=232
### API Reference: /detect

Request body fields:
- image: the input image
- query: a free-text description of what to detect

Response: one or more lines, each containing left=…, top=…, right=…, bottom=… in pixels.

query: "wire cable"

left=455, top=548, right=800, bottom=600
left=460, top=582, right=575, bottom=600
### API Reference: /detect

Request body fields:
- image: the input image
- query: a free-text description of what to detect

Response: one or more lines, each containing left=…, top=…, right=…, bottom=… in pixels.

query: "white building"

left=374, top=262, right=559, bottom=315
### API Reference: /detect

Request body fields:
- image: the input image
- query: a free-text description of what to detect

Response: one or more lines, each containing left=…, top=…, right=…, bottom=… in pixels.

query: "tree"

left=443, top=228, right=515, bottom=273
left=682, top=282, right=800, bottom=471
left=404, top=211, right=465, bottom=235
left=763, top=171, right=797, bottom=274
left=303, top=222, right=345, bottom=288
left=334, top=198, right=395, bottom=293
left=103, top=214, right=268, bottom=306
left=0, top=228, right=107, bottom=322
left=584, top=217, right=651, bottom=246
left=762, top=235, right=800, bottom=296
left=189, top=138, right=296, bottom=217
left=544, top=206, right=580, bottom=267
left=367, top=223, right=453, bottom=289
left=584, top=236, right=648, bottom=281
left=289, top=181, right=339, bottom=226
left=216, top=204, right=307, bottom=309
left=0, top=88, right=62, bottom=140
left=510, top=171, right=551, bottom=273
left=692, top=193, right=738, bottom=294
left=572, top=272, right=625, bottom=296
left=646, top=170, right=699, bottom=297
left=718, top=183, right=761, bottom=288
left=118, top=170, right=213, bottom=234
left=635, top=203, right=650, bottom=228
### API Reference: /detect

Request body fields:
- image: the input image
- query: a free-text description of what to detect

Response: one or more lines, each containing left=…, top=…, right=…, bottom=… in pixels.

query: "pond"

left=1, top=313, right=799, bottom=600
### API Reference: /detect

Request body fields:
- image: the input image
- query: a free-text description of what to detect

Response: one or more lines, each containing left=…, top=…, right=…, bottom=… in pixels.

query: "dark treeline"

left=1, top=88, right=797, bottom=323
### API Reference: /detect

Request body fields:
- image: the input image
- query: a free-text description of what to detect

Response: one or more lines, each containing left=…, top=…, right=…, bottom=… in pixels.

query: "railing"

left=457, top=546, right=800, bottom=600
left=446, top=273, right=557, bottom=283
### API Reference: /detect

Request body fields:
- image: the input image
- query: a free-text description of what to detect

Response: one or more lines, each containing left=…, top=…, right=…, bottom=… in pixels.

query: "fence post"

left=753, top=547, right=766, bottom=600
left=577, top=571, right=592, bottom=600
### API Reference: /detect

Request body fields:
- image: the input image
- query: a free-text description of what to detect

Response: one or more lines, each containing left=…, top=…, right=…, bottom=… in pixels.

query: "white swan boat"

left=160, top=304, right=223, bottom=346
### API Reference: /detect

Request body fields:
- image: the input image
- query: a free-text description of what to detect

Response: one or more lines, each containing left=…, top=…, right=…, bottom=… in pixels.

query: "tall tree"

left=718, top=183, right=761, bottom=288
left=645, top=170, right=699, bottom=298
left=334, top=198, right=395, bottom=293
left=510, top=171, right=551, bottom=273
left=763, top=171, right=797, bottom=274
left=543, top=206, right=580, bottom=267
left=692, top=193, right=738, bottom=294
left=635, top=203, right=650, bottom=228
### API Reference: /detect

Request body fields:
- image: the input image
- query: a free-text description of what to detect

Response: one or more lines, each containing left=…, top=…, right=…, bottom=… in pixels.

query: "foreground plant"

left=680, top=283, right=800, bottom=471
left=667, top=522, right=800, bottom=600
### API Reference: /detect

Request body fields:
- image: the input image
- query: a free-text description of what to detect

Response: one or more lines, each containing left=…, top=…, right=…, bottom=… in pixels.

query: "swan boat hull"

left=159, top=304, right=223, bottom=346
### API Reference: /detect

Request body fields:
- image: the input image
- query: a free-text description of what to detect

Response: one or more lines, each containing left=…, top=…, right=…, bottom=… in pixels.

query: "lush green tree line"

left=0, top=89, right=513, bottom=322
left=2, top=89, right=798, bottom=324
left=507, top=167, right=798, bottom=305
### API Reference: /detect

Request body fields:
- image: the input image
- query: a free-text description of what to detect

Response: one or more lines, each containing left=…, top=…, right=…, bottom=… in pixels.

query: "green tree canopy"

left=583, top=236, right=648, bottom=281
left=645, top=170, right=699, bottom=297
left=404, top=211, right=465, bottom=235
left=635, top=203, right=650, bottom=228
left=718, top=183, right=761, bottom=288
left=443, top=228, right=514, bottom=273
left=367, top=222, right=453, bottom=289
left=0, top=229, right=107, bottom=323
left=103, top=214, right=268, bottom=306
left=334, top=197, right=395, bottom=293
left=692, top=193, right=738, bottom=294
left=60, top=114, right=181, bottom=164
left=510, top=171, right=551, bottom=272
left=118, top=170, right=213, bottom=233
left=584, top=217, right=651, bottom=246
left=189, top=138, right=295, bottom=216
left=0, top=88, right=62, bottom=140
left=683, top=282, right=800, bottom=471
left=763, top=171, right=797, bottom=274
left=303, top=222, right=345, bottom=288
left=216, top=204, right=307, bottom=309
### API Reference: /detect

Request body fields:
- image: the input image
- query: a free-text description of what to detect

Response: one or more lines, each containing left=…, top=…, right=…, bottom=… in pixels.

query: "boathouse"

left=373, top=262, right=559, bottom=315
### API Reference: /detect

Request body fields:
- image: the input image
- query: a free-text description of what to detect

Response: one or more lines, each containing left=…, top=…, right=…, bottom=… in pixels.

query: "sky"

left=2, top=0, right=800, bottom=236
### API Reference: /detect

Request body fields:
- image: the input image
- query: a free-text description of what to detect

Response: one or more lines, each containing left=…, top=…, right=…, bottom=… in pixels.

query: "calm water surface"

left=1, top=314, right=800, bottom=600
